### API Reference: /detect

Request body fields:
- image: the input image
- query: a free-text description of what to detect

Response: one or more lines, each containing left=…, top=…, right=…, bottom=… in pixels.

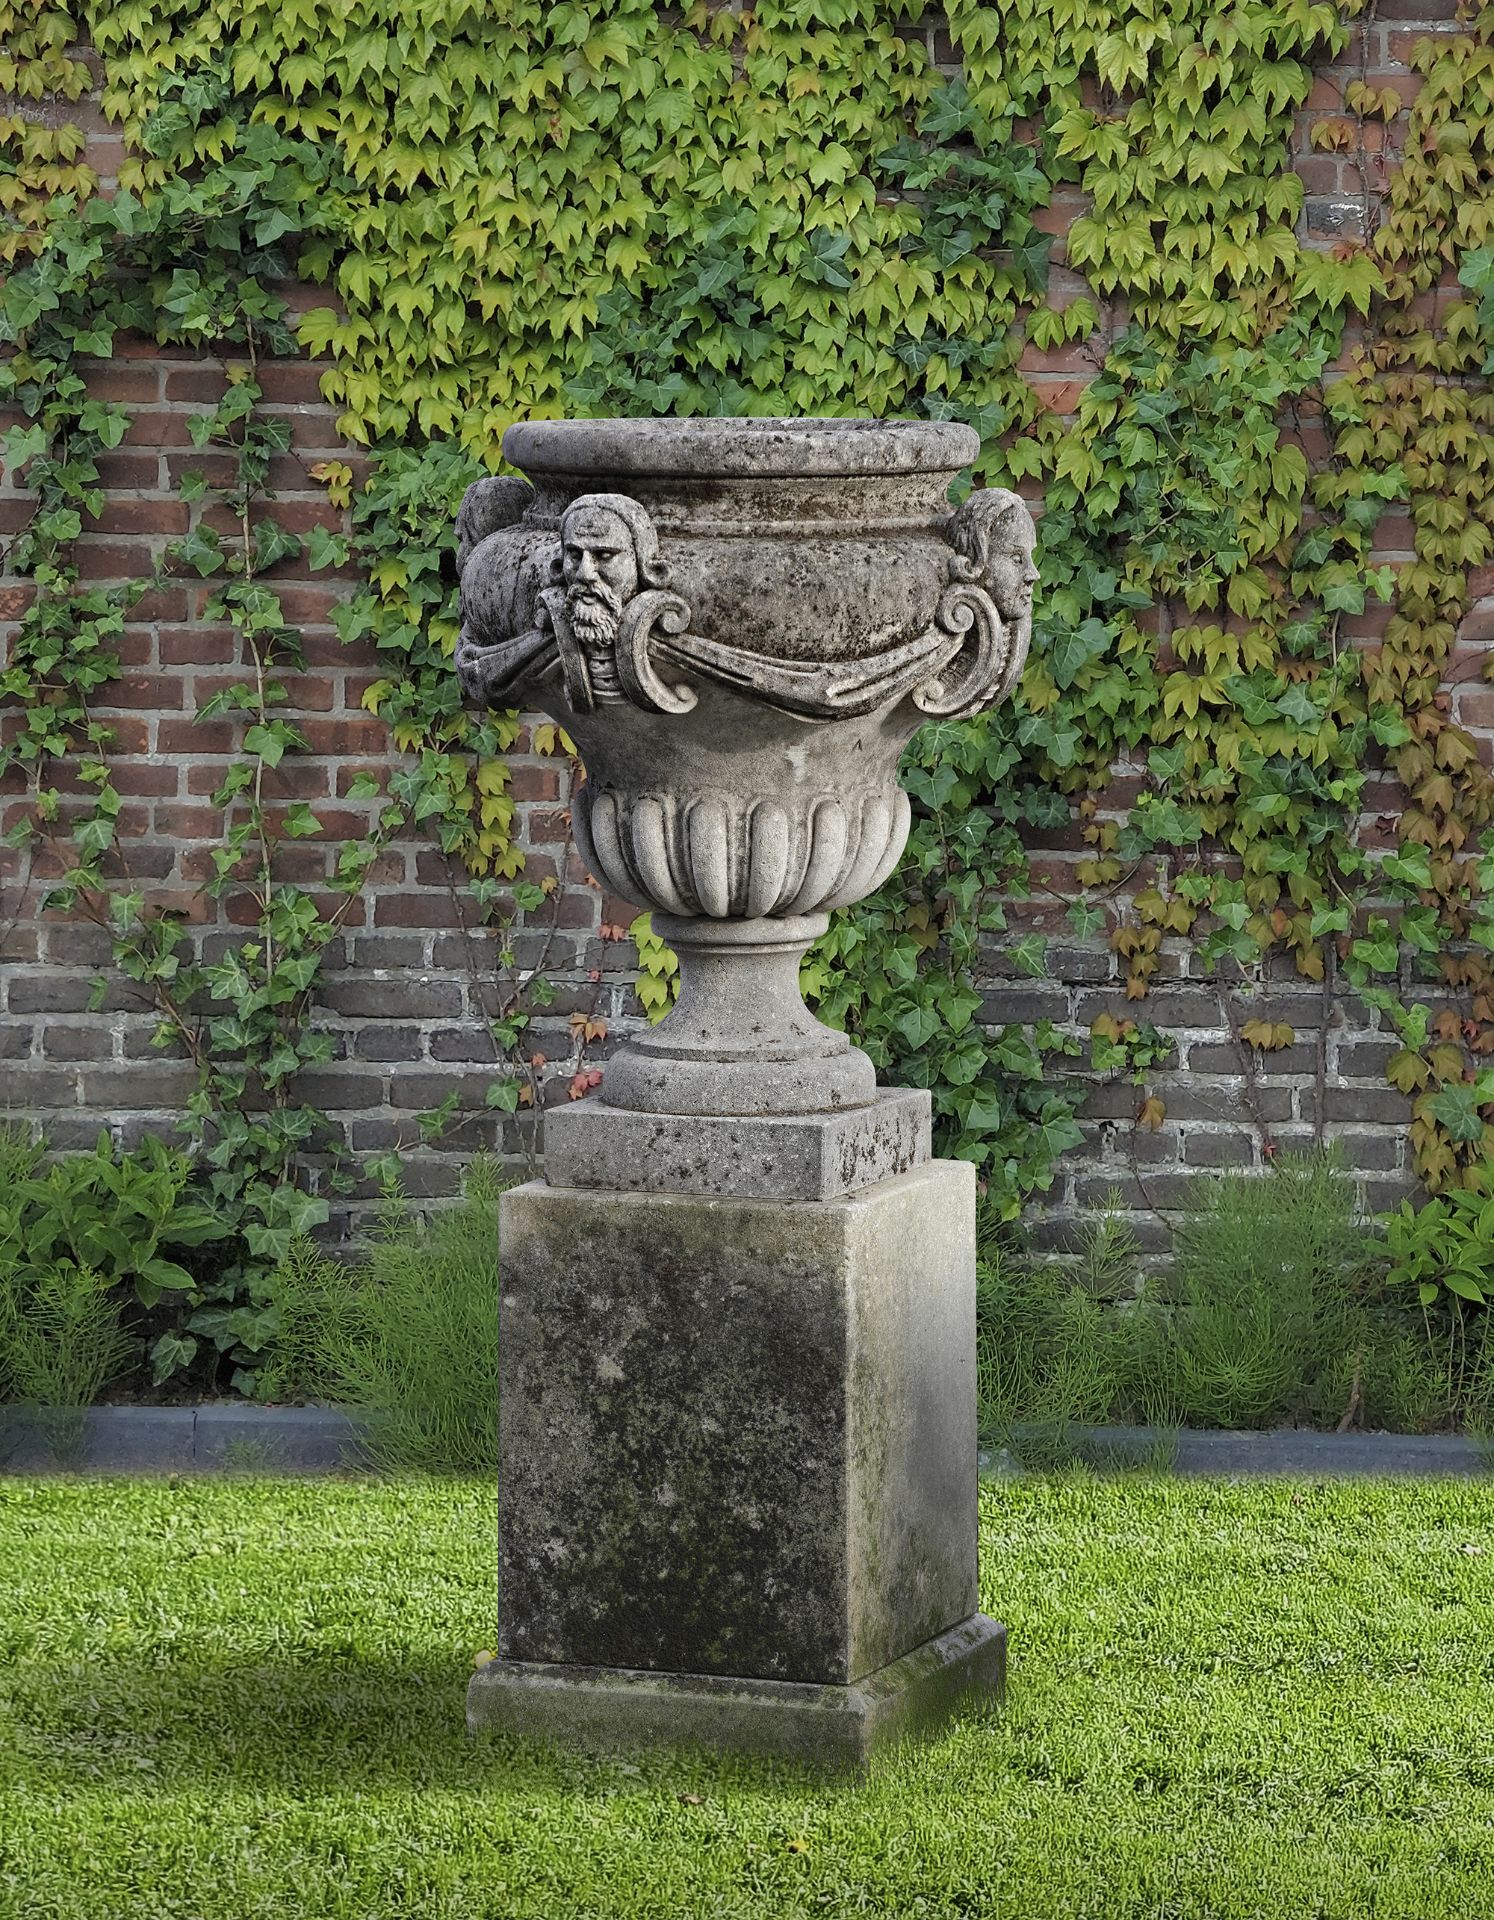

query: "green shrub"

left=0, top=1263, right=136, bottom=1466
left=978, top=1153, right=1452, bottom=1438
left=0, top=1127, right=140, bottom=1459
left=262, top=1159, right=500, bottom=1472
left=0, top=1122, right=230, bottom=1311
left=977, top=1200, right=1143, bottom=1455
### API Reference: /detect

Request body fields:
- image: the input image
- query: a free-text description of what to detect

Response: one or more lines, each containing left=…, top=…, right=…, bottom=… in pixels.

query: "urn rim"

left=501, top=415, right=979, bottom=481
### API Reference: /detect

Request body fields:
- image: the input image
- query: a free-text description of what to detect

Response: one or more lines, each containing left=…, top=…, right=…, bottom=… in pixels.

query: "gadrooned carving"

left=572, top=784, right=914, bottom=923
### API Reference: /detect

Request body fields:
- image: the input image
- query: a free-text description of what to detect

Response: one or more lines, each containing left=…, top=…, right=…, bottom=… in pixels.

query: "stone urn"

left=456, top=416, right=1036, bottom=1118
left=459, top=417, right=1037, bottom=1765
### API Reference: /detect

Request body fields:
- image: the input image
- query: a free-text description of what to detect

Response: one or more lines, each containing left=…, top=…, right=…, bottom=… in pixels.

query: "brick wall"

left=1, top=0, right=1488, bottom=1248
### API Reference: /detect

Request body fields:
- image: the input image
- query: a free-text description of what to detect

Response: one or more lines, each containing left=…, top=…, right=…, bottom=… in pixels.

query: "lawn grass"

left=1, top=1472, right=1492, bottom=1918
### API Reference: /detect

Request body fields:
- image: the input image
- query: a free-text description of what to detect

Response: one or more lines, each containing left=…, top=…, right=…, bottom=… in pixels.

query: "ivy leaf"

left=150, top=1331, right=198, bottom=1383
left=1005, top=933, right=1048, bottom=978
left=1047, top=617, right=1111, bottom=690
left=1427, top=1085, right=1484, bottom=1144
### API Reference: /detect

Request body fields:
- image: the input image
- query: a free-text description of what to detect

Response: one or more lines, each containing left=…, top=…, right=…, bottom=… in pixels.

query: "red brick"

left=1030, top=377, right=1091, bottom=415
left=75, top=538, right=167, bottom=579
left=508, top=765, right=561, bottom=802
left=110, top=762, right=180, bottom=797
left=163, top=452, right=238, bottom=488
left=256, top=363, right=331, bottom=404
left=90, top=716, right=150, bottom=754
left=1017, top=340, right=1096, bottom=376
left=94, top=453, right=162, bottom=488
left=102, top=671, right=185, bottom=711
left=133, top=585, right=189, bottom=622
left=1387, top=27, right=1462, bottom=57
left=276, top=584, right=351, bottom=623
left=158, top=631, right=239, bottom=668
left=122, top=409, right=195, bottom=448
left=301, top=715, right=390, bottom=753
left=164, top=368, right=227, bottom=403
left=103, top=332, right=159, bottom=358
left=80, top=363, right=162, bottom=403
left=374, top=889, right=461, bottom=926
left=1458, top=603, right=1494, bottom=642
left=83, top=497, right=190, bottom=535
left=158, top=717, right=238, bottom=754
left=152, top=804, right=229, bottom=838
left=258, top=500, right=345, bottom=534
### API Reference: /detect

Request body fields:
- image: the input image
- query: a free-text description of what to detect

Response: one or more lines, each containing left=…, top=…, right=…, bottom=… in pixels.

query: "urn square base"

left=467, top=1613, right=1006, bottom=1770
left=496, top=1160, right=979, bottom=1692
left=541, top=1086, right=932, bottom=1202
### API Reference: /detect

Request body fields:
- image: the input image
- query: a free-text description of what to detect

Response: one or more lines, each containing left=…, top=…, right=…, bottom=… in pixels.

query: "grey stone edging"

left=0, top=1403, right=367, bottom=1472
left=0, top=1406, right=1489, bottom=1476
left=982, top=1424, right=1492, bottom=1478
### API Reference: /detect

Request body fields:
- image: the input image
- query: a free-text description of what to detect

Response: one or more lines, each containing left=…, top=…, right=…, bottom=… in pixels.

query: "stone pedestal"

left=467, top=1151, right=1003, bottom=1765
left=456, top=417, right=1027, bottom=1768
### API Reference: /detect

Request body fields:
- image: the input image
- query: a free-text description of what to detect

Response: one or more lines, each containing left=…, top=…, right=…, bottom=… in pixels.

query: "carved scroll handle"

left=910, top=486, right=1038, bottom=719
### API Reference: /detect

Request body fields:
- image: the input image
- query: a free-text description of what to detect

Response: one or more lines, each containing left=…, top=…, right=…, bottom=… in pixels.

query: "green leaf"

left=1427, top=1085, right=1484, bottom=1144
left=150, top=1331, right=198, bottom=1384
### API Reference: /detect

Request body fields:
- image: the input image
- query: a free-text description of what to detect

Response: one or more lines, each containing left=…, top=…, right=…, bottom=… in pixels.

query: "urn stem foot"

left=601, top=912, right=876, bottom=1117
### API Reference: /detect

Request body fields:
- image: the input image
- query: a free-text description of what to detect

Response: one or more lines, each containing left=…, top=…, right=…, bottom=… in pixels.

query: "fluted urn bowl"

left=456, top=417, right=1036, bottom=1116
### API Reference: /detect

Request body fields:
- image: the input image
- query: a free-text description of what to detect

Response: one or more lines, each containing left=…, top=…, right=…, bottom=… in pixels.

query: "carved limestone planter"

left=456, top=418, right=1036, bottom=1116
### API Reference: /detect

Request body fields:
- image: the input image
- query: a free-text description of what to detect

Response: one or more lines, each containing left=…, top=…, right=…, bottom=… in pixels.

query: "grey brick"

left=352, top=1025, right=425, bottom=1062
left=978, top=985, right=1071, bottom=1025
left=8, top=974, right=99, bottom=1013
left=1155, top=1085, right=1294, bottom=1123
left=42, top=924, right=115, bottom=966
left=1073, top=1171, right=1207, bottom=1210
left=1333, top=1038, right=1400, bottom=1076
left=388, top=1070, right=503, bottom=1112
left=1072, top=1081, right=1147, bottom=1120
left=123, top=1026, right=190, bottom=1060
left=428, top=1027, right=502, bottom=1063
left=1312, top=1085, right=1414, bottom=1124
left=1128, top=1126, right=1183, bottom=1164
left=41, top=1025, right=113, bottom=1062
left=352, top=933, right=430, bottom=970
left=1, top=1067, right=79, bottom=1108
left=319, top=977, right=463, bottom=1020
left=77, top=1065, right=196, bottom=1110
left=1354, top=1174, right=1420, bottom=1211
left=291, top=1071, right=385, bottom=1110
left=1074, top=987, right=1223, bottom=1027
left=1181, top=1129, right=1257, bottom=1168
left=1185, top=1041, right=1319, bottom=1077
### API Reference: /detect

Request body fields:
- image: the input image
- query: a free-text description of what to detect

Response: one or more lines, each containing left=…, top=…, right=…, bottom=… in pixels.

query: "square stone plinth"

left=496, top=1160, right=978, bottom=1689
left=541, top=1088, right=931, bottom=1202
left=467, top=1613, right=1006, bottom=1770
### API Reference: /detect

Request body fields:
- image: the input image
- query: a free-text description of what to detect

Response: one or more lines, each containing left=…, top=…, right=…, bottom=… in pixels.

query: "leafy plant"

left=0, top=1125, right=229, bottom=1311
left=1386, top=1187, right=1494, bottom=1312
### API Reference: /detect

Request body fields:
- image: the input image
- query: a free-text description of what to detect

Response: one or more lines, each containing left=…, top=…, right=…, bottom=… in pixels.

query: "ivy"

left=4, top=0, right=1494, bottom=1262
